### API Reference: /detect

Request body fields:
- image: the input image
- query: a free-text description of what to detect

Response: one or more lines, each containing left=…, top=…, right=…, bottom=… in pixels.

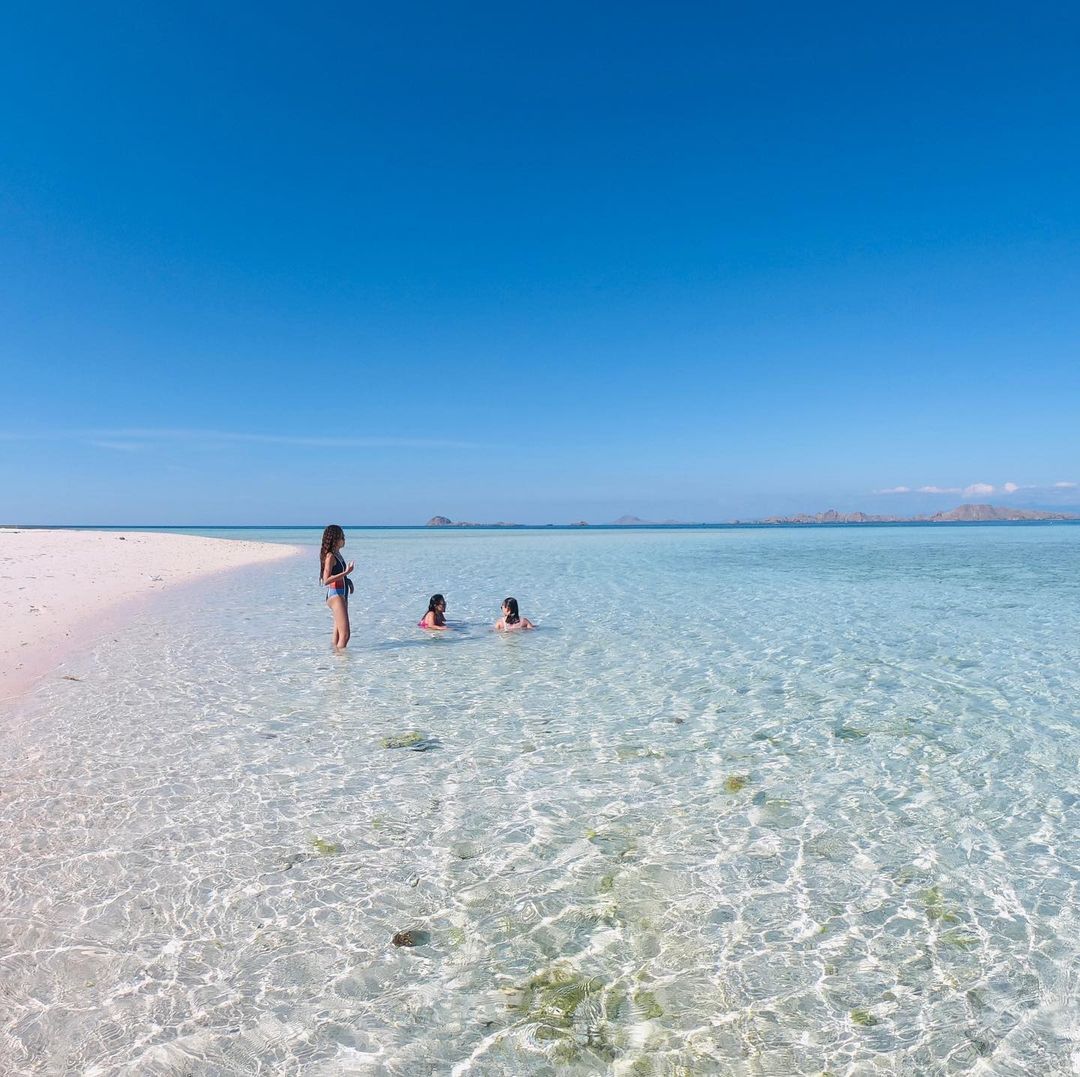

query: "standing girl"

left=320, top=524, right=354, bottom=648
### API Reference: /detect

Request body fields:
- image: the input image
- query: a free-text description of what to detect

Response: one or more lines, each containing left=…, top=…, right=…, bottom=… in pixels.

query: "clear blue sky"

left=2, top=2, right=1078, bottom=524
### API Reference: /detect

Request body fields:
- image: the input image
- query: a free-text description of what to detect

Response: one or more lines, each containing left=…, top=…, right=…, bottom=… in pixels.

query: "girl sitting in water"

left=418, top=593, right=449, bottom=631
left=320, top=524, right=354, bottom=649
left=495, top=596, right=534, bottom=631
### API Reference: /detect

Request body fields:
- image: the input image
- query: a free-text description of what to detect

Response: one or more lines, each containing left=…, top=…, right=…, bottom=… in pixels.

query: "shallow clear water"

left=1, top=526, right=1079, bottom=1075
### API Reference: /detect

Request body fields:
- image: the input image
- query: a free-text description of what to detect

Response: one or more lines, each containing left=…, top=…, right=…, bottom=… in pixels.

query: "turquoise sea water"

left=1, top=525, right=1078, bottom=1075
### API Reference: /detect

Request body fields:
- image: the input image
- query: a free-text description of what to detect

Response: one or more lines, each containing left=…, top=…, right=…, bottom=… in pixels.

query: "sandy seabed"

left=0, top=528, right=302, bottom=705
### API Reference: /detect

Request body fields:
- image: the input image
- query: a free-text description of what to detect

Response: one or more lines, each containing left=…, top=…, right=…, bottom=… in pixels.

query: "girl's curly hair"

left=319, top=524, right=345, bottom=581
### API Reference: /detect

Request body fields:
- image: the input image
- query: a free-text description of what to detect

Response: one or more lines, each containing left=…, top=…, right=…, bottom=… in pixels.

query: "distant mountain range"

left=425, top=504, right=1076, bottom=528
left=754, top=504, right=1077, bottom=524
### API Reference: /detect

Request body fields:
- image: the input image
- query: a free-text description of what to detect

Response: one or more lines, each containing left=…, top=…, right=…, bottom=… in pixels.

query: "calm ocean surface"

left=2, top=525, right=1078, bottom=1075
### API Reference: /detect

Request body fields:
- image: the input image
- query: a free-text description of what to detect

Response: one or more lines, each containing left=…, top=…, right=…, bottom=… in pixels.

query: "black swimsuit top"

left=325, top=552, right=346, bottom=588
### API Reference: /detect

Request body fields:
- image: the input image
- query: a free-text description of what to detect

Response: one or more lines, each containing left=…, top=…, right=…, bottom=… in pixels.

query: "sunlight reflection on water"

left=1, top=526, right=1078, bottom=1074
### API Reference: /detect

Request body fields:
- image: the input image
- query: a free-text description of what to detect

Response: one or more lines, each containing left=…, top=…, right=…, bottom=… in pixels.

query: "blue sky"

left=2, top=3, right=1078, bottom=524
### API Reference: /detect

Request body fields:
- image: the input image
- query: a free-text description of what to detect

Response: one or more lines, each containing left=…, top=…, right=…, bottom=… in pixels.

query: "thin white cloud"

left=875, top=480, right=1069, bottom=499
left=88, top=428, right=482, bottom=449
left=86, top=440, right=145, bottom=452
left=0, top=427, right=480, bottom=450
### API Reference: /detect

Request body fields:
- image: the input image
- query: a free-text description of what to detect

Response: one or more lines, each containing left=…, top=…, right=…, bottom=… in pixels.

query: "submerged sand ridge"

left=0, top=529, right=302, bottom=704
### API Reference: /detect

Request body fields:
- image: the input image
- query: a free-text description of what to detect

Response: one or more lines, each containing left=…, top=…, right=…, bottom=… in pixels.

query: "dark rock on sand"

left=392, top=929, right=429, bottom=947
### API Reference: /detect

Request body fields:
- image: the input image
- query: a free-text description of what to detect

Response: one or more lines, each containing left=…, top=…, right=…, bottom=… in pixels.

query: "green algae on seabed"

left=615, top=745, right=667, bottom=761
left=509, top=963, right=616, bottom=1056
left=598, top=873, right=616, bottom=893
left=520, top=965, right=603, bottom=1025
left=850, top=1008, right=878, bottom=1027
left=939, top=929, right=979, bottom=950
left=311, top=837, right=342, bottom=856
left=577, top=901, right=620, bottom=927
left=833, top=726, right=869, bottom=740
left=750, top=729, right=781, bottom=745
left=380, top=730, right=424, bottom=749
left=625, top=1056, right=701, bottom=1077
left=723, top=774, right=749, bottom=793
left=604, top=984, right=626, bottom=1020
left=585, top=827, right=637, bottom=860
left=922, top=885, right=962, bottom=924
left=633, top=989, right=664, bottom=1019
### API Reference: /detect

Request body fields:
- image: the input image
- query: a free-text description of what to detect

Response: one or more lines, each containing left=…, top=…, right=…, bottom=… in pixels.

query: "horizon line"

left=5, top=519, right=1079, bottom=531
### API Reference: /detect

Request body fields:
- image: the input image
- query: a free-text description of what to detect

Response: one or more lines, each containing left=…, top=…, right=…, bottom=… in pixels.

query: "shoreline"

left=0, top=529, right=303, bottom=707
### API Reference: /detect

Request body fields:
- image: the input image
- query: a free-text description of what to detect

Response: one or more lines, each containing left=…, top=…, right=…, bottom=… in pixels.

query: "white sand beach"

left=0, top=529, right=302, bottom=705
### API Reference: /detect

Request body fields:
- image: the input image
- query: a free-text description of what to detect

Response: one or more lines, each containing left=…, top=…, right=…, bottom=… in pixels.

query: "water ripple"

left=1, top=526, right=1079, bottom=1074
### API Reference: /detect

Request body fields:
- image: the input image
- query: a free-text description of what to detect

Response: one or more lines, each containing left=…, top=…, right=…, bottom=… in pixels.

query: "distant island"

left=426, top=514, right=693, bottom=527
left=752, top=504, right=1077, bottom=525
left=424, top=504, right=1076, bottom=528
left=425, top=516, right=522, bottom=528
left=612, top=515, right=690, bottom=525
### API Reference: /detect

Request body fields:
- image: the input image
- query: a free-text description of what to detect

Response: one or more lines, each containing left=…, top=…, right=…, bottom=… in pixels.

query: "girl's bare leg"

left=327, top=596, right=350, bottom=648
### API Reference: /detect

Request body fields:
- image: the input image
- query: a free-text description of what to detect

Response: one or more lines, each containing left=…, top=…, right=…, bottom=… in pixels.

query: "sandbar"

left=0, top=529, right=303, bottom=705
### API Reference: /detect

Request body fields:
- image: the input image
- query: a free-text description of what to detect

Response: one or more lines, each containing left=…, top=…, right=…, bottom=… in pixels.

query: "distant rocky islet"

left=424, top=514, right=686, bottom=528
left=425, top=516, right=522, bottom=528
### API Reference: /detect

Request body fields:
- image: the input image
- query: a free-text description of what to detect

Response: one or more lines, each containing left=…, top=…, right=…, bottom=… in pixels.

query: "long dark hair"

left=319, top=524, right=345, bottom=580
left=502, top=597, right=520, bottom=625
left=427, top=593, right=446, bottom=624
